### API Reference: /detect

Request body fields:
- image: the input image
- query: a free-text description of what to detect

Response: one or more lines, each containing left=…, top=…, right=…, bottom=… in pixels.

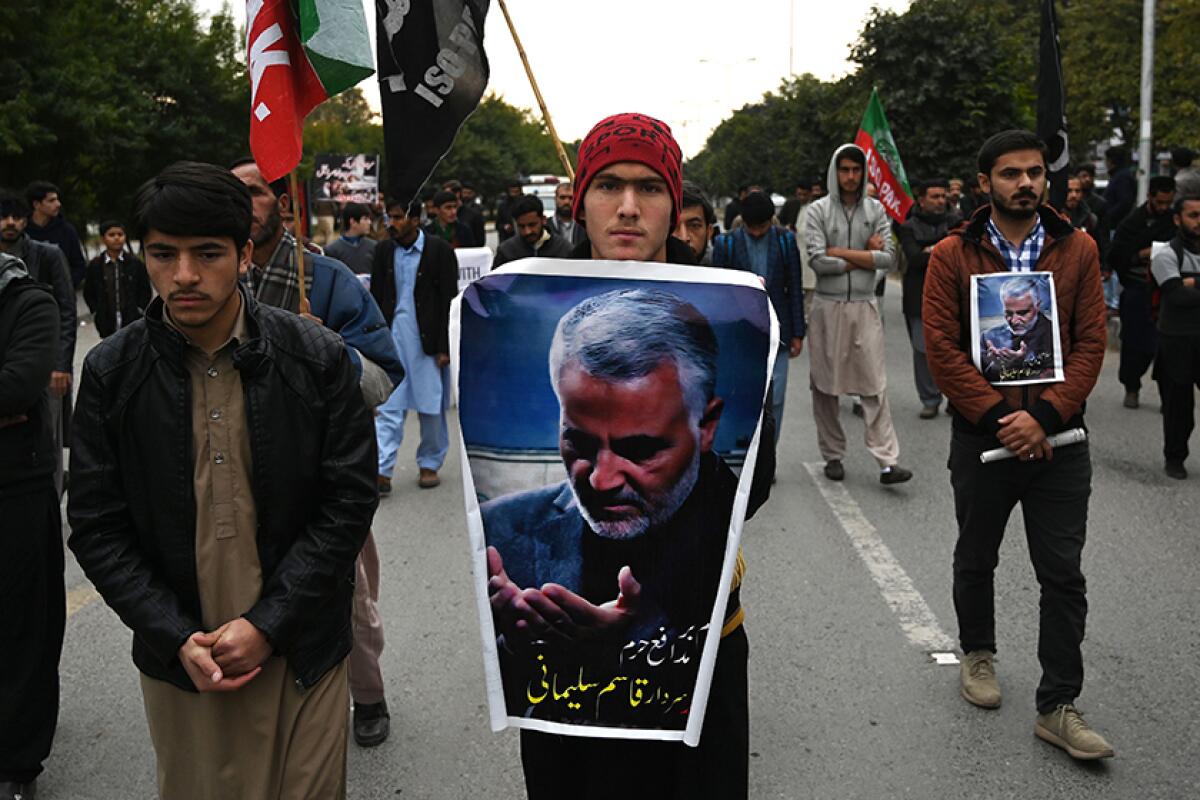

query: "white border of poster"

left=450, top=258, right=778, bottom=746
left=969, top=271, right=1064, bottom=386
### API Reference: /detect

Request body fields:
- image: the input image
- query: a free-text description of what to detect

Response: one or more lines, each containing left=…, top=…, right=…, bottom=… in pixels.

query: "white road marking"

left=804, top=463, right=958, bottom=661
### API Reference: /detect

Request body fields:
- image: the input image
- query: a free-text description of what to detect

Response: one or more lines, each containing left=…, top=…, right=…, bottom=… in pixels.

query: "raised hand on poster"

left=540, top=566, right=643, bottom=640
left=487, top=546, right=643, bottom=644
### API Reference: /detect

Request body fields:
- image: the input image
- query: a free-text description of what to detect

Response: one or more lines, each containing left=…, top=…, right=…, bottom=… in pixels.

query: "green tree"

left=0, top=0, right=249, bottom=226
left=426, top=94, right=563, bottom=199
left=1062, top=0, right=1200, bottom=157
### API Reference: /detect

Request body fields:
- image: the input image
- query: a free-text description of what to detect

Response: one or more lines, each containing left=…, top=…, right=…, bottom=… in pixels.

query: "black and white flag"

left=375, top=1, right=490, bottom=204
left=1037, top=0, right=1069, bottom=211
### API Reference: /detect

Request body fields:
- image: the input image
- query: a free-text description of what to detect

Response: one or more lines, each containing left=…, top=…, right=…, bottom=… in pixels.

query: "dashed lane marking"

left=804, top=463, right=958, bottom=661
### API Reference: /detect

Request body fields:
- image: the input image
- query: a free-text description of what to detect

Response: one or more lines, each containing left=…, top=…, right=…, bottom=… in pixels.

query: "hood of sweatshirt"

left=826, top=143, right=868, bottom=208
left=0, top=252, right=30, bottom=297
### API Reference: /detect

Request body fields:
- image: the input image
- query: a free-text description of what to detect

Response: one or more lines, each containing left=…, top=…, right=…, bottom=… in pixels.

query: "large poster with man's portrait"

left=970, top=271, right=1064, bottom=385
left=451, top=259, right=776, bottom=744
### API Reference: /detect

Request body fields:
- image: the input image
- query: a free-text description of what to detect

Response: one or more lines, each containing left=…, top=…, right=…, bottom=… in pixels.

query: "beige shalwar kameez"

left=807, top=294, right=901, bottom=466
left=140, top=300, right=349, bottom=800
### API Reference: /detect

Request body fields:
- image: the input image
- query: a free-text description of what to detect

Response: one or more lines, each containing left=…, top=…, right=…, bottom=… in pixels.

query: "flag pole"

left=497, top=0, right=575, bottom=181
left=288, top=170, right=309, bottom=313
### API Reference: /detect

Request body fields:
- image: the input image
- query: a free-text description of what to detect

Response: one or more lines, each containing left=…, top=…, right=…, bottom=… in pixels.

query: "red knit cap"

left=572, top=112, right=683, bottom=227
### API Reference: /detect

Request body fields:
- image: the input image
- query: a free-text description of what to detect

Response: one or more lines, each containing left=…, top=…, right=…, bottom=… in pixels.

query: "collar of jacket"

left=956, top=202, right=1074, bottom=247
left=144, top=283, right=271, bottom=374
left=568, top=234, right=698, bottom=265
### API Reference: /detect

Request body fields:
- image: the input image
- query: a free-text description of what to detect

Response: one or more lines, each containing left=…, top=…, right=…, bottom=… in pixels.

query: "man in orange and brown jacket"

left=923, top=130, right=1114, bottom=761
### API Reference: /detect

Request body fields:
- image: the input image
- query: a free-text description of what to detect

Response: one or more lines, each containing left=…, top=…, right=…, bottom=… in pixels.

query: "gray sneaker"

left=1035, top=704, right=1115, bottom=760
left=959, top=650, right=1001, bottom=708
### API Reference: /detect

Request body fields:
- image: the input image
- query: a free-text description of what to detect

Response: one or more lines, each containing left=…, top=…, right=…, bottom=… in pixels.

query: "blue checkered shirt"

left=986, top=216, right=1045, bottom=272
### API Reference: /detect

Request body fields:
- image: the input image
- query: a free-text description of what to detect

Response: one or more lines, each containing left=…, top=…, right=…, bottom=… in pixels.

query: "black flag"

left=1037, top=0, right=1069, bottom=210
left=375, top=1, right=490, bottom=204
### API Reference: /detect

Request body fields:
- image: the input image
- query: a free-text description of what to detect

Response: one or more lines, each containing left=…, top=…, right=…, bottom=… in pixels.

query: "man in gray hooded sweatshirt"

left=804, top=144, right=911, bottom=484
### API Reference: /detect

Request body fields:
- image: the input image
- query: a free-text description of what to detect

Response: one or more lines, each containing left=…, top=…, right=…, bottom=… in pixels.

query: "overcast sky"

left=201, top=0, right=910, bottom=158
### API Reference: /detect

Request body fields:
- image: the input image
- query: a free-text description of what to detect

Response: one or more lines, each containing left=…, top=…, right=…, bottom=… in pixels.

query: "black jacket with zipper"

left=67, top=287, right=377, bottom=691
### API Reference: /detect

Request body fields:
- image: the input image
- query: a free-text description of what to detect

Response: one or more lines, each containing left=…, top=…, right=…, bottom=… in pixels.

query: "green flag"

left=854, top=88, right=913, bottom=222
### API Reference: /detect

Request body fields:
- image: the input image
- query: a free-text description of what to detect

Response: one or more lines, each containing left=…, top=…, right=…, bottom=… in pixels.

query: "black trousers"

left=949, top=430, right=1091, bottom=713
left=0, top=484, right=65, bottom=783
left=1118, top=282, right=1158, bottom=392
left=520, top=625, right=749, bottom=800
left=1158, top=333, right=1200, bottom=463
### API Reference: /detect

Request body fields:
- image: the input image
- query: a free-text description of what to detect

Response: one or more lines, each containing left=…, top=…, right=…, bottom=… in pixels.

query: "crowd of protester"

left=3, top=124, right=1199, bottom=799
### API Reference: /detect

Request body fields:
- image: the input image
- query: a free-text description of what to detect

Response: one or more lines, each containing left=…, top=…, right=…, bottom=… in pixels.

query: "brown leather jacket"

left=922, top=205, right=1107, bottom=438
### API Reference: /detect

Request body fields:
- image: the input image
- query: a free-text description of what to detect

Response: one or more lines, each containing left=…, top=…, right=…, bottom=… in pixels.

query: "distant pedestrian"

left=924, top=130, right=1113, bottom=761
left=1108, top=175, right=1176, bottom=409
left=83, top=220, right=152, bottom=337
left=673, top=181, right=717, bottom=265
left=0, top=251, right=65, bottom=800
left=23, top=181, right=87, bottom=287
left=1100, top=146, right=1137, bottom=234
left=324, top=202, right=378, bottom=275
left=495, top=179, right=524, bottom=242
left=370, top=198, right=457, bottom=492
left=444, top=179, right=486, bottom=246
left=779, top=179, right=812, bottom=231
left=805, top=143, right=911, bottom=484
left=713, top=190, right=805, bottom=443
left=545, top=181, right=587, bottom=247
left=425, top=189, right=481, bottom=248
left=1151, top=194, right=1200, bottom=479
left=68, top=161, right=379, bottom=798
left=898, top=178, right=954, bottom=418
left=0, top=189, right=76, bottom=495
left=491, top=194, right=572, bottom=268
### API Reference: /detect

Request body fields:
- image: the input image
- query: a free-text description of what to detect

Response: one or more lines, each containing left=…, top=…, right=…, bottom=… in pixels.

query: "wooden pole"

left=497, top=0, right=575, bottom=181
left=288, top=170, right=309, bottom=314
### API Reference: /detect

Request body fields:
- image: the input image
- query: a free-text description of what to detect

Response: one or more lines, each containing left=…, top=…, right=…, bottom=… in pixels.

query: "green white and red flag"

left=246, top=0, right=374, bottom=183
left=854, top=88, right=913, bottom=223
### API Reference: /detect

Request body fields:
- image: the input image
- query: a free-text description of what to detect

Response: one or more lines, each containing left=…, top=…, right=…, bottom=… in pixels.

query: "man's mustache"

left=576, top=481, right=645, bottom=513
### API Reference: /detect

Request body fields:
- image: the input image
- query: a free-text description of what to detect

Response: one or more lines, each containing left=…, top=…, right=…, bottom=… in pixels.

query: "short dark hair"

left=385, top=197, right=423, bottom=218
left=442, top=179, right=463, bottom=193
left=794, top=178, right=813, bottom=192
left=977, top=130, right=1047, bottom=176
left=341, top=202, right=371, bottom=228
left=1148, top=175, right=1176, bottom=196
left=0, top=189, right=30, bottom=220
left=432, top=190, right=458, bottom=207
left=512, top=195, right=545, bottom=220
left=24, top=181, right=59, bottom=205
left=1105, top=146, right=1129, bottom=168
left=1074, top=163, right=1097, bottom=178
left=1173, top=148, right=1196, bottom=169
left=916, top=177, right=950, bottom=196
left=132, top=161, right=252, bottom=245
left=681, top=180, right=716, bottom=225
left=228, top=156, right=288, bottom=198
left=506, top=178, right=523, bottom=190
left=98, top=220, right=126, bottom=236
left=741, top=191, right=775, bottom=226
left=836, top=147, right=866, bottom=170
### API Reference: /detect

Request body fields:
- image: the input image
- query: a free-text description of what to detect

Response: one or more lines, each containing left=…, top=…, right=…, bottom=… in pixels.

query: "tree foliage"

left=0, top=0, right=249, bottom=224
left=689, top=0, right=1200, bottom=197
left=426, top=94, right=565, bottom=198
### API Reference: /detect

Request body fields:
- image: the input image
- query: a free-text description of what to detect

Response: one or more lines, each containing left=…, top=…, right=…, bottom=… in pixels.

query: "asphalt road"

left=41, top=284, right=1200, bottom=798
